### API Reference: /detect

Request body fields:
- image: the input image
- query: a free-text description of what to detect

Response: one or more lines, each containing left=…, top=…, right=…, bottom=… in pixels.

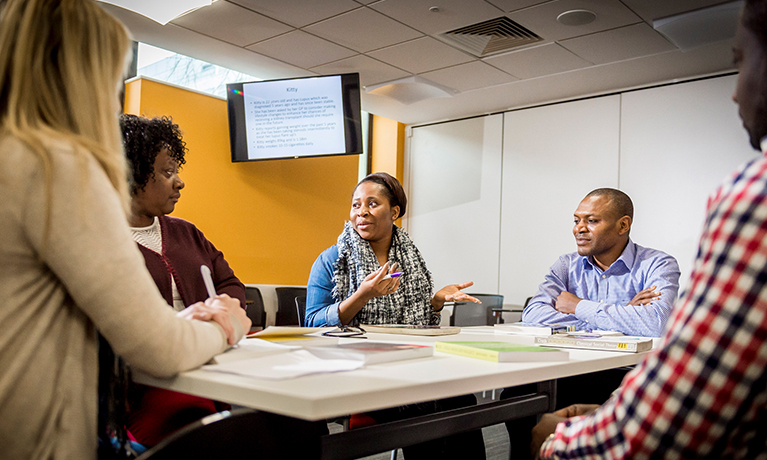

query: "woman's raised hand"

left=178, top=294, right=251, bottom=345
left=360, top=261, right=401, bottom=299
left=433, top=281, right=480, bottom=310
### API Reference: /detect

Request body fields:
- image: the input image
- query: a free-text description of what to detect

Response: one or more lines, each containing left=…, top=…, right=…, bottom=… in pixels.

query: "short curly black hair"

left=119, top=114, right=187, bottom=194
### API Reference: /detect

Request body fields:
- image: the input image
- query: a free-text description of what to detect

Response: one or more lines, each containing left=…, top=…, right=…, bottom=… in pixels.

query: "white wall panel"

left=404, top=114, right=503, bottom=295
left=620, top=75, right=758, bottom=290
left=499, top=96, right=621, bottom=304
left=405, top=74, right=753, bottom=310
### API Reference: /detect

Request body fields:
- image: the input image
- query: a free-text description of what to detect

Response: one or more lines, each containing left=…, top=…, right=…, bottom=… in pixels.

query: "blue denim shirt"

left=305, top=245, right=343, bottom=327
left=521, top=240, right=680, bottom=337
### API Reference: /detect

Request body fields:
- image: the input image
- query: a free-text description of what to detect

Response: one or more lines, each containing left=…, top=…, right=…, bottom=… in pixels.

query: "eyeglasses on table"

left=322, top=325, right=367, bottom=338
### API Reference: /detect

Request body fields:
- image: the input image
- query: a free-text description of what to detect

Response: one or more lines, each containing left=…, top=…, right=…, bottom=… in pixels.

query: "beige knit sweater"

left=0, top=136, right=243, bottom=459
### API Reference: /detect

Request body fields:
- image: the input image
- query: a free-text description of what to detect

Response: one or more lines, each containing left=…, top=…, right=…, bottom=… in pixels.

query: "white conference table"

left=135, top=327, right=654, bottom=458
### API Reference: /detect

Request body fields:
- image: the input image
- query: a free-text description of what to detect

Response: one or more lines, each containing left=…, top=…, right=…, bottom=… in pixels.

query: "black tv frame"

left=226, top=73, right=362, bottom=162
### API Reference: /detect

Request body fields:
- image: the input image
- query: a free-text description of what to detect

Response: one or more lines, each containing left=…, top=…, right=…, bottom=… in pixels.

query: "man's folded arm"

left=522, top=256, right=585, bottom=327
left=574, top=255, right=681, bottom=336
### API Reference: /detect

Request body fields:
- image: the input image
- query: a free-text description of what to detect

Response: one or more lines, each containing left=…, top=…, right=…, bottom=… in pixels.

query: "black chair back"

left=450, top=293, right=504, bottom=326
left=136, top=408, right=324, bottom=459
left=244, top=287, right=266, bottom=331
left=295, top=295, right=307, bottom=327
left=275, top=287, right=307, bottom=326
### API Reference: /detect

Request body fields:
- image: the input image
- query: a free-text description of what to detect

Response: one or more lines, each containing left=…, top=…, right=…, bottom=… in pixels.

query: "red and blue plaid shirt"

left=540, top=153, right=767, bottom=459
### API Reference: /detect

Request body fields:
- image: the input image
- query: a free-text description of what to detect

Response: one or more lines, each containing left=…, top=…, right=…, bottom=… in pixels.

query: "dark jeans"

left=366, top=393, right=487, bottom=460
left=501, top=368, right=631, bottom=460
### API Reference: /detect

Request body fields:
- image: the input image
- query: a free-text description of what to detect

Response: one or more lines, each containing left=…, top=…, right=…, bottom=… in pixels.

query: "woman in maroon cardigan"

left=119, top=114, right=247, bottom=447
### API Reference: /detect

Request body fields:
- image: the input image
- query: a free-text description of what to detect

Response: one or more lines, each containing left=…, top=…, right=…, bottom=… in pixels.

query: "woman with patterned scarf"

left=306, top=172, right=478, bottom=328
left=306, top=172, right=486, bottom=459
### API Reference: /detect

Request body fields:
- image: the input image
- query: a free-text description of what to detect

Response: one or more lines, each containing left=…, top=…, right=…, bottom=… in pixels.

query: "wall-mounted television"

left=226, top=73, right=362, bottom=162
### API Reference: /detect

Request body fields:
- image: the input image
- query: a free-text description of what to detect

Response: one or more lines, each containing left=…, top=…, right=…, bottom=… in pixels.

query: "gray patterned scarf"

left=332, top=221, right=439, bottom=326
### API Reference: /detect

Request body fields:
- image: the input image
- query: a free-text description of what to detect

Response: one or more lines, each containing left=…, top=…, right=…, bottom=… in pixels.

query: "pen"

left=382, top=272, right=403, bottom=280
left=200, top=265, right=216, bottom=299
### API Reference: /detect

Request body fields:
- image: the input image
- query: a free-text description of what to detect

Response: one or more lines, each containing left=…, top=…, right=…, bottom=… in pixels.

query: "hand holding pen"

left=176, top=265, right=251, bottom=345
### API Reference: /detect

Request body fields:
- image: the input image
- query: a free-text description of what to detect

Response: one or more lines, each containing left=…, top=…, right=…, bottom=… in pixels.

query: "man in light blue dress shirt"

left=521, top=188, right=681, bottom=337
left=505, top=188, right=681, bottom=460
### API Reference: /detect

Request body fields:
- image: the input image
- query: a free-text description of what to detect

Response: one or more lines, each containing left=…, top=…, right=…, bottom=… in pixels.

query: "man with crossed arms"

left=504, top=188, right=681, bottom=460
left=522, top=187, right=680, bottom=338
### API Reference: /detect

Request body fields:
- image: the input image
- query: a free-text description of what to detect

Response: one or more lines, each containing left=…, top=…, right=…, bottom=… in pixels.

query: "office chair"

left=274, top=287, right=306, bottom=326
left=295, top=295, right=307, bottom=327
left=523, top=296, right=533, bottom=309
left=449, top=293, right=504, bottom=326
left=244, top=287, right=266, bottom=331
left=135, top=408, right=323, bottom=459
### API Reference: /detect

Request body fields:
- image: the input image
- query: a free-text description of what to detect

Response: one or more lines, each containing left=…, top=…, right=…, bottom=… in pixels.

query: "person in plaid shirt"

left=531, top=1, right=767, bottom=458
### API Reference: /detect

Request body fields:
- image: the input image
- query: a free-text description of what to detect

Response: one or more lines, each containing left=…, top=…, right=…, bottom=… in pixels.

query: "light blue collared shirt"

left=521, top=239, right=680, bottom=337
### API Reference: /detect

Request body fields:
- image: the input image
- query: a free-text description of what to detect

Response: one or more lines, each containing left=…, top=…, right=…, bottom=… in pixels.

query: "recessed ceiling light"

left=653, top=1, right=742, bottom=51
left=366, top=76, right=457, bottom=105
left=557, top=9, right=597, bottom=26
left=429, top=6, right=440, bottom=13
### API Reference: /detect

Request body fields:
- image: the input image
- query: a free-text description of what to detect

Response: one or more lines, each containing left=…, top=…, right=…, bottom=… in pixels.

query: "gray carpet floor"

left=328, top=391, right=512, bottom=460
left=347, top=423, right=510, bottom=460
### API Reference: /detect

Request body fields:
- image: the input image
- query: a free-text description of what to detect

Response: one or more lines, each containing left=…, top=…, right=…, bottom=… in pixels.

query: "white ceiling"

left=101, top=0, right=739, bottom=125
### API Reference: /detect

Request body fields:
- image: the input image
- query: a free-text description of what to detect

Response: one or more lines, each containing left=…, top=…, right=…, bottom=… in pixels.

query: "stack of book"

left=534, top=334, right=653, bottom=353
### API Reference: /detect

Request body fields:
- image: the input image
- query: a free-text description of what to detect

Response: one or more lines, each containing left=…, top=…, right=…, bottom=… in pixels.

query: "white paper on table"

left=238, top=338, right=300, bottom=350
left=563, top=330, right=625, bottom=337
left=202, top=349, right=364, bottom=380
left=210, top=338, right=296, bottom=365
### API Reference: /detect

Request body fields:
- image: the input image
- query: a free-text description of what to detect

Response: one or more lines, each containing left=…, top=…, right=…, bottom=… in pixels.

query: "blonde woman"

left=0, top=1, right=250, bottom=459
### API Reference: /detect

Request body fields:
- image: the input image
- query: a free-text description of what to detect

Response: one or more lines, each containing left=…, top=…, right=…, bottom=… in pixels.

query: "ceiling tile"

left=305, top=7, right=422, bottom=53
left=619, top=0, right=732, bottom=22
left=485, top=0, right=552, bottom=13
left=229, top=0, right=360, bottom=27
left=171, top=1, right=292, bottom=47
left=369, top=0, right=504, bottom=35
left=484, top=42, right=592, bottom=79
left=508, top=0, right=642, bottom=41
left=560, top=23, right=677, bottom=64
left=247, top=31, right=358, bottom=69
left=368, top=37, right=475, bottom=74
left=420, top=61, right=517, bottom=92
left=310, top=55, right=411, bottom=87
left=104, top=0, right=738, bottom=124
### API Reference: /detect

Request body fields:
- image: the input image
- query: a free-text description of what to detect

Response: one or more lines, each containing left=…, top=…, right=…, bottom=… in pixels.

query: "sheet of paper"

left=203, top=349, right=364, bottom=380
left=210, top=339, right=294, bottom=365
left=564, top=330, right=625, bottom=338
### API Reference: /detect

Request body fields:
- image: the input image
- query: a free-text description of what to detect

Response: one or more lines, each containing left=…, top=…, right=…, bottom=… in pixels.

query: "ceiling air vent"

left=439, top=17, right=542, bottom=57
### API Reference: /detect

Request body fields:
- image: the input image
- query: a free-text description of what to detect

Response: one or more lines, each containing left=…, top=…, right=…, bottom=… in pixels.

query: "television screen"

left=227, top=73, right=362, bottom=162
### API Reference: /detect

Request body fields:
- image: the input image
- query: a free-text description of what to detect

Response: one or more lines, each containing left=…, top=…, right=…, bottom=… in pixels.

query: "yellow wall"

left=124, top=78, right=359, bottom=284
left=370, top=115, right=405, bottom=183
left=369, top=115, right=406, bottom=226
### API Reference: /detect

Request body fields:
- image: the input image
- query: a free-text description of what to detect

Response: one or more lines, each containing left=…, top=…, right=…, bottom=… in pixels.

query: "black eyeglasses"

left=322, top=325, right=367, bottom=338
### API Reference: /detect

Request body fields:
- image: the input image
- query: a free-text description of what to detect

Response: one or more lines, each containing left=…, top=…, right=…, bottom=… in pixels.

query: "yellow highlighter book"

left=434, top=341, right=569, bottom=362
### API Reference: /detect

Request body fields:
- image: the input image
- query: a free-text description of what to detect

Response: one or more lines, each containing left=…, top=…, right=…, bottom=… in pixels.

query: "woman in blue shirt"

left=305, top=172, right=485, bottom=459
left=306, top=172, right=478, bottom=327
